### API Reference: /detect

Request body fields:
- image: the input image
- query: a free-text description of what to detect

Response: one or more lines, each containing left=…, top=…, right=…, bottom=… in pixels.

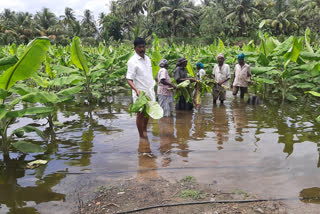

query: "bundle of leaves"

left=129, top=91, right=163, bottom=119
left=174, top=80, right=193, bottom=103
left=193, top=79, right=212, bottom=106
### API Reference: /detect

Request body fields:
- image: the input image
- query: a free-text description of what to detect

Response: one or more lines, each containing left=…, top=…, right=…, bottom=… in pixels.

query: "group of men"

left=126, top=38, right=252, bottom=138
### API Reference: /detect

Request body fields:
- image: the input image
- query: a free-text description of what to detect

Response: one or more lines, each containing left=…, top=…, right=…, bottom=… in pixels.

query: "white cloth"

left=212, top=63, right=230, bottom=87
left=197, top=69, right=206, bottom=80
left=232, top=63, right=251, bottom=87
left=126, top=53, right=156, bottom=102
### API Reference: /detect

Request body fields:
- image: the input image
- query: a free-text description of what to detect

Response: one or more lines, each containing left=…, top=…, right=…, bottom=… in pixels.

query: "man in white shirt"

left=232, top=53, right=251, bottom=99
left=126, top=38, right=155, bottom=138
left=212, top=53, right=230, bottom=104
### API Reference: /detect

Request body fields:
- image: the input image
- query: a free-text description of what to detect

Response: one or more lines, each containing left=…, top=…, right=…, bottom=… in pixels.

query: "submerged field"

left=0, top=34, right=320, bottom=213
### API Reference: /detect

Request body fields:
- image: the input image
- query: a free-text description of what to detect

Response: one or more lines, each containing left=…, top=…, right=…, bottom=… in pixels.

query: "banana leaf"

left=146, top=101, right=163, bottom=119
left=129, top=91, right=149, bottom=116
left=6, top=107, right=54, bottom=119
left=71, top=37, right=89, bottom=74
left=0, top=55, right=18, bottom=72
left=174, top=80, right=192, bottom=103
left=12, top=141, right=46, bottom=153
left=12, top=125, right=45, bottom=138
left=0, top=37, right=50, bottom=90
left=0, top=104, right=7, bottom=120
left=129, top=91, right=163, bottom=119
left=305, top=91, right=320, bottom=97
left=11, top=92, right=60, bottom=105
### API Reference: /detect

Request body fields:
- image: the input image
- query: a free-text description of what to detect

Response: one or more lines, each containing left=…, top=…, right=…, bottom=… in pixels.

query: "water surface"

left=0, top=92, right=319, bottom=213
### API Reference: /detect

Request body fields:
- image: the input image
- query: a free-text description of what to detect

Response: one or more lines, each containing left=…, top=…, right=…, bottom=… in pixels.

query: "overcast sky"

left=0, top=0, right=112, bottom=19
left=0, top=0, right=201, bottom=20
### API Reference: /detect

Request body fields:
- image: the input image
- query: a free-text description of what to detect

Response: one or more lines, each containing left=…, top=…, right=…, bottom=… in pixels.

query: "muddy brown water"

left=0, top=91, right=319, bottom=213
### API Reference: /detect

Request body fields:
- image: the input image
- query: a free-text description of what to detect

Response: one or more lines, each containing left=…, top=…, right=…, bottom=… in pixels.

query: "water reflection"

left=0, top=154, right=65, bottom=213
left=212, top=105, right=229, bottom=149
left=175, top=111, right=193, bottom=158
left=159, top=117, right=175, bottom=167
left=192, top=111, right=208, bottom=140
left=231, top=100, right=248, bottom=141
left=300, top=187, right=320, bottom=204
left=137, top=137, right=158, bottom=180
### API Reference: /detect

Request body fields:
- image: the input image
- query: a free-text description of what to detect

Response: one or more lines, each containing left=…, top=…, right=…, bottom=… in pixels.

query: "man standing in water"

left=232, top=53, right=251, bottom=99
left=212, top=53, right=230, bottom=105
left=126, top=38, right=155, bottom=138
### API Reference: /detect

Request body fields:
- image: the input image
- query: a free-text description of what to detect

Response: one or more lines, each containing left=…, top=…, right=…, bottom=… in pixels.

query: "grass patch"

left=181, top=175, right=196, bottom=184
left=179, top=189, right=205, bottom=200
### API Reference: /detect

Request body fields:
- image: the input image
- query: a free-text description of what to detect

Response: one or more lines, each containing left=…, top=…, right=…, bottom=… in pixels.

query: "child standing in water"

left=157, top=59, right=176, bottom=117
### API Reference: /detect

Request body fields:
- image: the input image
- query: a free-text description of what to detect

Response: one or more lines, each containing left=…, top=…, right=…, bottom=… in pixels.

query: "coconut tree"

left=34, top=8, right=58, bottom=35
left=61, top=7, right=76, bottom=27
left=154, top=0, right=197, bottom=36
left=225, top=0, right=261, bottom=36
left=259, top=7, right=299, bottom=35
left=81, top=9, right=97, bottom=37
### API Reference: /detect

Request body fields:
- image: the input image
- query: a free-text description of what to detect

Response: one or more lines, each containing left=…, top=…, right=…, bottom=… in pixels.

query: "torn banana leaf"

left=129, top=91, right=163, bottom=119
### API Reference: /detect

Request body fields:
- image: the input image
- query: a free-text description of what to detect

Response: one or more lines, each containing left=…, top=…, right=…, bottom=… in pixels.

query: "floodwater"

left=0, top=91, right=320, bottom=213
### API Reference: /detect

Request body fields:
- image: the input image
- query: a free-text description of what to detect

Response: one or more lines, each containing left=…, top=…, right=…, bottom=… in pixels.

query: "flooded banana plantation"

left=0, top=91, right=319, bottom=213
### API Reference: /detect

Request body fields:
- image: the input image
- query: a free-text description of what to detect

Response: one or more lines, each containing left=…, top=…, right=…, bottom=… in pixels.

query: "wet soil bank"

left=76, top=176, right=287, bottom=214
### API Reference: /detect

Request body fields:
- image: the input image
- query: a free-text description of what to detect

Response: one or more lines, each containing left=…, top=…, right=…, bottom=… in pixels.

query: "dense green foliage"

left=1, top=0, right=320, bottom=45
left=0, top=32, right=319, bottom=155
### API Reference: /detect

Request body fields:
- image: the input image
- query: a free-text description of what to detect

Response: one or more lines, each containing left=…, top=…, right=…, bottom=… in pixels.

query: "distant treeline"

left=1, top=0, right=320, bottom=46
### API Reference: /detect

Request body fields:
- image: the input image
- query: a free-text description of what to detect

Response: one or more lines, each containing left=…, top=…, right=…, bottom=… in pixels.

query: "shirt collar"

left=134, top=52, right=144, bottom=60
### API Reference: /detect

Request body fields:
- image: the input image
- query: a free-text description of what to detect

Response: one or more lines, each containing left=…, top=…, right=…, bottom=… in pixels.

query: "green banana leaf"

left=251, top=67, right=275, bottom=75
left=290, top=83, right=315, bottom=89
left=71, top=37, right=89, bottom=74
left=12, top=125, right=45, bottom=138
left=129, top=91, right=163, bottom=119
left=0, top=88, right=11, bottom=99
left=11, top=92, right=59, bottom=105
left=0, top=104, right=7, bottom=120
left=0, top=37, right=50, bottom=90
left=6, top=107, right=54, bottom=119
left=57, top=85, right=83, bottom=96
left=129, top=91, right=149, bottom=115
left=186, top=56, right=195, bottom=77
left=305, top=91, right=320, bottom=97
left=53, top=65, right=78, bottom=74
left=50, top=76, right=85, bottom=86
left=12, top=141, right=46, bottom=153
left=0, top=56, right=19, bottom=72
left=304, top=27, right=314, bottom=53
left=286, top=94, right=297, bottom=101
left=10, top=84, right=41, bottom=95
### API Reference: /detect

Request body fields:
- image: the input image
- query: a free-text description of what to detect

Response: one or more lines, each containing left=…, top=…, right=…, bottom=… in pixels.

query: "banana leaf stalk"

left=201, top=76, right=229, bottom=90
left=129, top=91, right=163, bottom=119
left=193, top=79, right=213, bottom=108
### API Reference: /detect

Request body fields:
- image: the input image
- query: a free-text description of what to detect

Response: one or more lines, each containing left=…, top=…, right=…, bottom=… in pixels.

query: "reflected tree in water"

left=0, top=154, right=65, bottom=213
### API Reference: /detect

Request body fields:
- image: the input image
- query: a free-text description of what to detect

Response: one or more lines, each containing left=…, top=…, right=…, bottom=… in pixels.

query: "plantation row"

left=0, top=31, right=319, bottom=154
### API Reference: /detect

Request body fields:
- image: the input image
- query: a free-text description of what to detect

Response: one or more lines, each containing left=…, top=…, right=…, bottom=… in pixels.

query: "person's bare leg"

left=137, top=112, right=148, bottom=138
left=142, top=115, right=149, bottom=137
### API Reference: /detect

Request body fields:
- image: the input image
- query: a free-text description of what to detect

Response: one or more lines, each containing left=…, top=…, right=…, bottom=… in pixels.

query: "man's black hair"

left=133, top=38, right=146, bottom=47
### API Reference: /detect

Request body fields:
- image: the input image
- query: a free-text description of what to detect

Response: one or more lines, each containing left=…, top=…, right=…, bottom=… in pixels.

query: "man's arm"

left=247, top=66, right=252, bottom=77
left=231, top=67, right=236, bottom=88
left=127, top=79, right=140, bottom=96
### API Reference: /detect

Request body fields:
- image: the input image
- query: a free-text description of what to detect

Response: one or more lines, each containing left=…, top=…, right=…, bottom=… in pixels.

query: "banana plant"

left=0, top=37, right=53, bottom=155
